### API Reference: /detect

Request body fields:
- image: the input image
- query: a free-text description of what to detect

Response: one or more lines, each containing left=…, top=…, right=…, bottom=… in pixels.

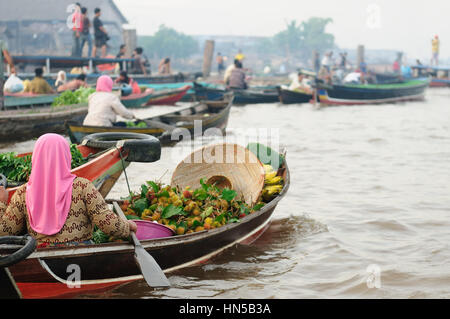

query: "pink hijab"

left=96, top=75, right=113, bottom=92
left=26, top=134, right=77, bottom=235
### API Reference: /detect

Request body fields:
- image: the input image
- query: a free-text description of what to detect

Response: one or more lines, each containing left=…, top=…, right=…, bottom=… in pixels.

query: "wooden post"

left=123, top=28, right=137, bottom=58
left=356, top=45, right=365, bottom=68
left=202, top=40, right=215, bottom=78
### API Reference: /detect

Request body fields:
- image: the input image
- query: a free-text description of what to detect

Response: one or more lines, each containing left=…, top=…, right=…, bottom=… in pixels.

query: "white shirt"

left=343, top=72, right=361, bottom=84
left=83, top=92, right=134, bottom=127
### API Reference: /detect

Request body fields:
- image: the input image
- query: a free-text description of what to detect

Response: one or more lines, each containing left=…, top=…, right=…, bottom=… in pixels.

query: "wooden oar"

left=112, top=201, right=170, bottom=288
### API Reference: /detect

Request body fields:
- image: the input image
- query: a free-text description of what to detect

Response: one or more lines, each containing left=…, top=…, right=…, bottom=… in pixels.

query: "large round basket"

left=171, top=143, right=265, bottom=205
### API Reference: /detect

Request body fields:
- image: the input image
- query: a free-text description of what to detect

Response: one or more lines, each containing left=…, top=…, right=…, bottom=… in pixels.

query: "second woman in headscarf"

left=83, top=75, right=136, bottom=127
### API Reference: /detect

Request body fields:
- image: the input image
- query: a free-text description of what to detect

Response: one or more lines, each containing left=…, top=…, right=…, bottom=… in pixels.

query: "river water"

left=1, top=89, right=449, bottom=299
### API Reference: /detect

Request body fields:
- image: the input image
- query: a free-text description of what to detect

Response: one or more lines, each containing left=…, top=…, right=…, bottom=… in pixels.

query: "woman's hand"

left=128, top=220, right=137, bottom=233
left=0, top=186, right=9, bottom=204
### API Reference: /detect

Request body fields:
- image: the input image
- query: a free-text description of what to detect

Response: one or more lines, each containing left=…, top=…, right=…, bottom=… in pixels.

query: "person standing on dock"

left=92, top=7, right=109, bottom=58
left=431, top=35, right=440, bottom=66
left=216, top=52, right=225, bottom=74
left=0, top=38, right=16, bottom=110
left=116, top=44, right=127, bottom=71
left=80, top=7, right=92, bottom=57
left=235, top=49, right=245, bottom=62
left=71, top=3, right=83, bottom=57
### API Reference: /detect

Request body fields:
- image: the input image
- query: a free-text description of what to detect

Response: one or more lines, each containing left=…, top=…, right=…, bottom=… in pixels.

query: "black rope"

left=116, top=146, right=132, bottom=196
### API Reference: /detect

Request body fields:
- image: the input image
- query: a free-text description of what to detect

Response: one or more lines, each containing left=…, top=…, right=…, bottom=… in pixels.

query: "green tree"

left=271, top=17, right=335, bottom=60
left=139, top=25, right=199, bottom=59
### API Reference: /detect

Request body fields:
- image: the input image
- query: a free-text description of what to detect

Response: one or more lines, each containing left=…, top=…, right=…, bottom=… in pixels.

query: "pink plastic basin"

left=134, top=220, right=175, bottom=240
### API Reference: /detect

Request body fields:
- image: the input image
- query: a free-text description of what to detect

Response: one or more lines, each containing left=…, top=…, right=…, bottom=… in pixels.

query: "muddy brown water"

left=1, top=89, right=449, bottom=298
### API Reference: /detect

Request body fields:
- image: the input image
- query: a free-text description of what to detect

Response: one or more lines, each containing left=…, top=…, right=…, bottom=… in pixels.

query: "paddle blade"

left=134, top=245, right=170, bottom=288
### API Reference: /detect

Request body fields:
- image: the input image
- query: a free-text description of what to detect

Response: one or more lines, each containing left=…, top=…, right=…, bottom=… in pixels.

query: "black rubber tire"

left=0, top=236, right=37, bottom=268
left=81, top=132, right=161, bottom=163
left=0, top=174, right=7, bottom=188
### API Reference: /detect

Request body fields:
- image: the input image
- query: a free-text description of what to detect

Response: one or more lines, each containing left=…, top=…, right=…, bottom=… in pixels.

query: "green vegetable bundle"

left=0, top=144, right=87, bottom=183
left=52, top=87, right=95, bottom=107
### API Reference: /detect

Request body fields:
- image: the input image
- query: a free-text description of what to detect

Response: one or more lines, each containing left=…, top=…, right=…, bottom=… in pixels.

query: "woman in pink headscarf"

left=0, top=133, right=137, bottom=246
left=83, top=75, right=136, bottom=127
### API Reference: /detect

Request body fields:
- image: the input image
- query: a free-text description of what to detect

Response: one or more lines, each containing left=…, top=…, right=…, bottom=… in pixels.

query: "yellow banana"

left=264, top=171, right=277, bottom=181
left=265, top=176, right=282, bottom=185
left=263, top=164, right=274, bottom=173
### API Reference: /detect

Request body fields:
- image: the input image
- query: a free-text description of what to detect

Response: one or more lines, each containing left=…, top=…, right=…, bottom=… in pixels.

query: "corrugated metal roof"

left=0, top=0, right=128, bottom=24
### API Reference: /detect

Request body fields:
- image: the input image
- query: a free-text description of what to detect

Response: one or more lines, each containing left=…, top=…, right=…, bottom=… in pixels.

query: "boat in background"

left=0, top=104, right=87, bottom=143
left=11, top=55, right=202, bottom=86
left=316, top=78, right=430, bottom=106
left=66, top=93, right=234, bottom=145
left=411, top=65, right=450, bottom=87
left=193, top=82, right=279, bottom=105
left=144, top=85, right=191, bottom=106
left=277, top=86, right=313, bottom=104
left=3, top=92, right=58, bottom=110
left=120, top=89, right=154, bottom=108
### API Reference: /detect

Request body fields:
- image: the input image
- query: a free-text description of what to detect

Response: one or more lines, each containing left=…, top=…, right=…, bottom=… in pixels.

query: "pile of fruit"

left=0, top=144, right=87, bottom=183
left=52, top=87, right=95, bottom=107
left=93, top=163, right=284, bottom=244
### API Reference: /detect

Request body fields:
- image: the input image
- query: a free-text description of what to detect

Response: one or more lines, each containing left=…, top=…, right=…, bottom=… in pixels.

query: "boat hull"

left=3, top=93, right=58, bottom=110
left=66, top=98, right=233, bottom=145
left=0, top=105, right=87, bottom=143
left=317, top=79, right=429, bottom=106
left=144, top=86, right=191, bottom=106
left=277, top=87, right=313, bottom=104
left=193, top=83, right=279, bottom=105
left=120, top=91, right=154, bottom=108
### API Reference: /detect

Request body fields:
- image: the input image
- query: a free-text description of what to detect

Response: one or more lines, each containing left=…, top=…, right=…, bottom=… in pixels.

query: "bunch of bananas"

left=261, top=164, right=283, bottom=201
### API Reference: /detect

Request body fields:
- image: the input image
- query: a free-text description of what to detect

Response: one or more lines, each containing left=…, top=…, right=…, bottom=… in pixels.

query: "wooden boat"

left=120, top=89, right=154, bottom=108
left=66, top=93, right=234, bottom=145
left=142, top=82, right=220, bottom=102
left=143, top=85, right=191, bottom=106
left=277, top=86, right=313, bottom=104
left=12, top=55, right=203, bottom=85
left=316, top=78, right=430, bottom=106
left=0, top=104, right=88, bottom=143
left=373, top=72, right=404, bottom=84
left=3, top=92, right=58, bottom=110
left=193, top=82, right=279, bottom=105
left=0, top=158, right=289, bottom=299
left=411, top=65, right=450, bottom=87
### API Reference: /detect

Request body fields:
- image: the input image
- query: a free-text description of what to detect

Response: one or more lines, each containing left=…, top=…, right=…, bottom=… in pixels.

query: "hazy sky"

left=114, top=0, right=450, bottom=61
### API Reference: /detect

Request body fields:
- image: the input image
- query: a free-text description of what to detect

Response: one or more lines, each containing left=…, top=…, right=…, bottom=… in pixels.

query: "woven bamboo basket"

left=171, top=143, right=265, bottom=205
